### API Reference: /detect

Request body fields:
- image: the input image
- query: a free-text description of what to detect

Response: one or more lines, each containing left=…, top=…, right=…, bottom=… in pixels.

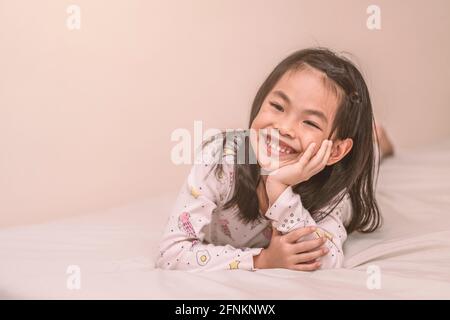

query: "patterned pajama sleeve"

left=262, top=186, right=351, bottom=269
left=155, top=141, right=263, bottom=272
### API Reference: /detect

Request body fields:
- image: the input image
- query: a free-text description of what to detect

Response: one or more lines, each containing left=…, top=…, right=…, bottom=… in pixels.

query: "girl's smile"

left=250, top=128, right=305, bottom=172
left=263, top=130, right=301, bottom=160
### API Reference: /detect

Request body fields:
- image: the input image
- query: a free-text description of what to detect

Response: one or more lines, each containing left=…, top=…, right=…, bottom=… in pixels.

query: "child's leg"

left=373, top=122, right=395, bottom=160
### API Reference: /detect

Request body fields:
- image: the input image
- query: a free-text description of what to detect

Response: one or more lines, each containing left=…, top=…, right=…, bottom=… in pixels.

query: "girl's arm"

left=155, top=141, right=263, bottom=272
left=261, top=180, right=351, bottom=269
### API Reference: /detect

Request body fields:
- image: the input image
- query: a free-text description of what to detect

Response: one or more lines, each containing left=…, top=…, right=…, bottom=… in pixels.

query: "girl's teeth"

left=266, top=139, right=295, bottom=154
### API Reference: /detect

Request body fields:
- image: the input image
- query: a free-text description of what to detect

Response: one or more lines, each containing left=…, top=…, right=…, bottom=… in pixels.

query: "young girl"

left=155, top=47, right=389, bottom=272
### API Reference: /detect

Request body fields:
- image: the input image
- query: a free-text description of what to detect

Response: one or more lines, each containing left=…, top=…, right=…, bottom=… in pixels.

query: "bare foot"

left=373, top=122, right=395, bottom=159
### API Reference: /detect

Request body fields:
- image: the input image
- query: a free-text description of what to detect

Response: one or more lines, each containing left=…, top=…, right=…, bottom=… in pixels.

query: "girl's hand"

left=266, top=139, right=333, bottom=187
left=254, top=226, right=329, bottom=271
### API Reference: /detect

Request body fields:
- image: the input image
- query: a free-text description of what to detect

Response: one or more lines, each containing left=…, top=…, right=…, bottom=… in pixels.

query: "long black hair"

left=201, top=47, right=382, bottom=234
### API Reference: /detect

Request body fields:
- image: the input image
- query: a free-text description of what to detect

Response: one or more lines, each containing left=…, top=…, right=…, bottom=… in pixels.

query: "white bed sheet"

left=1, top=139, right=450, bottom=299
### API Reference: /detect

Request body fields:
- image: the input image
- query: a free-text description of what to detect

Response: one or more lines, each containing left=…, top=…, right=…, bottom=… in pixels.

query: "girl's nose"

left=278, top=126, right=296, bottom=140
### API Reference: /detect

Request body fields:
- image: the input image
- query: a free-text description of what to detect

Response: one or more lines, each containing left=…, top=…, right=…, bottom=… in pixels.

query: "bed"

left=1, top=138, right=450, bottom=299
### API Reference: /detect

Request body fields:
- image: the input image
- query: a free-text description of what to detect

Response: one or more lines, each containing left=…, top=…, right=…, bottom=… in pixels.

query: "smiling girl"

left=156, top=48, right=385, bottom=272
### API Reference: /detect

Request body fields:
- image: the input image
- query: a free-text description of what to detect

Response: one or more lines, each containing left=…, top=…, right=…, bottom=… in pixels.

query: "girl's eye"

left=269, top=102, right=284, bottom=112
left=304, top=121, right=320, bottom=129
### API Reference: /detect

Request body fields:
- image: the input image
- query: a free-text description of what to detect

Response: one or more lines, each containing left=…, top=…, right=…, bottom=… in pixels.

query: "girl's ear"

left=327, top=138, right=353, bottom=166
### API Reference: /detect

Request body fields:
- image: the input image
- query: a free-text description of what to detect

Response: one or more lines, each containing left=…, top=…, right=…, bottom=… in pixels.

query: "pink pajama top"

left=155, top=133, right=377, bottom=272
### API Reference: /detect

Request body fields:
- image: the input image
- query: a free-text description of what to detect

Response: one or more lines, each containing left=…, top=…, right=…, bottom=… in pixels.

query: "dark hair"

left=202, top=47, right=382, bottom=234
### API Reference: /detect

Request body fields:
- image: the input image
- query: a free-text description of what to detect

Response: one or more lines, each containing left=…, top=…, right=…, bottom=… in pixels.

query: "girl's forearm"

left=265, top=179, right=289, bottom=206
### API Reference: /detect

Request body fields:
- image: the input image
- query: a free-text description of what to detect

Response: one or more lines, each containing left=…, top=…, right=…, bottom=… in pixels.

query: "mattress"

left=1, top=138, right=450, bottom=299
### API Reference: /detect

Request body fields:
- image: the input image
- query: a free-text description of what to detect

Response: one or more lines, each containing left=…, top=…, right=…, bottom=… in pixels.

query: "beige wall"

left=1, top=0, right=450, bottom=227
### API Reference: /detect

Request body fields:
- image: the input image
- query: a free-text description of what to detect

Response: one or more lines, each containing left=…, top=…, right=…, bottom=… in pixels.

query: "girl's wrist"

left=266, top=177, right=290, bottom=189
left=265, top=179, right=289, bottom=206
left=253, top=249, right=268, bottom=269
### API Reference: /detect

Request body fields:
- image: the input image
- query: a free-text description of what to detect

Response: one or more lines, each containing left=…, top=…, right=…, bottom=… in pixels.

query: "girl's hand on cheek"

left=266, top=139, right=333, bottom=187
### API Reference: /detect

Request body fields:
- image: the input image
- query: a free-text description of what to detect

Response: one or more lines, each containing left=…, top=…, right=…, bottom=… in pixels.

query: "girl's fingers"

left=283, top=226, right=317, bottom=243
left=306, top=140, right=333, bottom=176
left=303, top=140, right=325, bottom=169
left=292, top=260, right=321, bottom=272
left=303, top=258, right=319, bottom=264
left=306, top=139, right=332, bottom=170
left=292, top=247, right=328, bottom=264
left=296, top=142, right=316, bottom=169
left=292, top=237, right=327, bottom=253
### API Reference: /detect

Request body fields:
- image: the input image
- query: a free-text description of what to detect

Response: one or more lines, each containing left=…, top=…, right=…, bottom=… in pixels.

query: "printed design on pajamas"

left=314, top=228, right=335, bottom=245
left=190, top=185, right=201, bottom=199
left=229, top=172, right=234, bottom=186
left=178, top=212, right=200, bottom=250
left=217, top=161, right=235, bottom=205
left=218, top=218, right=233, bottom=240
left=196, top=249, right=211, bottom=266
left=216, top=170, right=227, bottom=202
left=217, top=170, right=225, bottom=182
left=229, top=260, right=240, bottom=270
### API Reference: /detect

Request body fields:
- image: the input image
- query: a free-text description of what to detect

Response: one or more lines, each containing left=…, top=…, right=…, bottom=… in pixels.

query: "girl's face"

left=250, top=67, right=351, bottom=170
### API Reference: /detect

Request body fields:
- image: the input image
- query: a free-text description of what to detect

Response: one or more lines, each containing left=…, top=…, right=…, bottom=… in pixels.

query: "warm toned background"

left=1, top=0, right=450, bottom=227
